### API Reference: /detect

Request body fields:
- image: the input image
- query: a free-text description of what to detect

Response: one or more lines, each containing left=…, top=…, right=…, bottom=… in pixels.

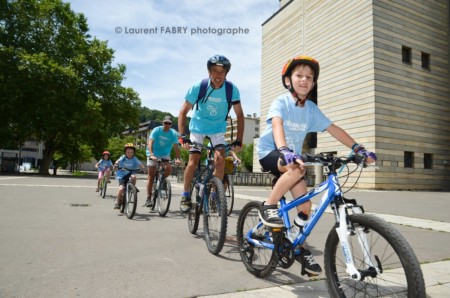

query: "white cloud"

left=68, top=0, right=279, bottom=117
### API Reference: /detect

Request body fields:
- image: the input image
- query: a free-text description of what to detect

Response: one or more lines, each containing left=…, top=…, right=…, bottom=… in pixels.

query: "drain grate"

left=70, top=203, right=91, bottom=207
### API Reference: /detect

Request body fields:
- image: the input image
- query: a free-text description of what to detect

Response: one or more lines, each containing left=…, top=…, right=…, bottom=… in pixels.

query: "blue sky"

left=67, top=1, right=280, bottom=118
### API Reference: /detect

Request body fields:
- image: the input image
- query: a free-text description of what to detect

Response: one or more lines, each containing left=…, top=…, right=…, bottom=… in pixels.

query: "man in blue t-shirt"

left=178, top=55, right=245, bottom=213
left=144, top=115, right=181, bottom=207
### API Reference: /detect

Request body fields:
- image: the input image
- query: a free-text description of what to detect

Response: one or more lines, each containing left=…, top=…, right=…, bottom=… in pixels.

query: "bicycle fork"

left=335, top=204, right=379, bottom=281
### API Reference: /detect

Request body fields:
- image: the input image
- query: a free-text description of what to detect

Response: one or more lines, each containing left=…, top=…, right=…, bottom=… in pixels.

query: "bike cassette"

left=277, top=237, right=295, bottom=269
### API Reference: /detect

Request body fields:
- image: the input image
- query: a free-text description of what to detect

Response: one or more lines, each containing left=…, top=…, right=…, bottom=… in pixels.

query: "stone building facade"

left=256, top=0, right=450, bottom=190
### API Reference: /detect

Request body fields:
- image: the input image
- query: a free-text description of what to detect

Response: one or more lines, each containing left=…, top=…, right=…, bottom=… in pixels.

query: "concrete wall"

left=258, top=0, right=450, bottom=190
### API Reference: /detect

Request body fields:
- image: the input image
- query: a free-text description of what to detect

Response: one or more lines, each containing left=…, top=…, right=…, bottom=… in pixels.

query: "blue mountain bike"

left=236, top=152, right=425, bottom=297
left=186, top=140, right=227, bottom=255
left=149, top=158, right=173, bottom=217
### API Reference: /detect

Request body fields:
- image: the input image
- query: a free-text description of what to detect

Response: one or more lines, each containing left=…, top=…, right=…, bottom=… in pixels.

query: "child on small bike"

left=95, top=151, right=113, bottom=192
left=113, top=143, right=145, bottom=209
left=257, top=55, right=376, bottom=276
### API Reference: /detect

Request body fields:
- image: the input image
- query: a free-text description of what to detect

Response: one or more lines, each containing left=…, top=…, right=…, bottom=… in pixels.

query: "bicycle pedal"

left=300, top=267, right=320, bottom=277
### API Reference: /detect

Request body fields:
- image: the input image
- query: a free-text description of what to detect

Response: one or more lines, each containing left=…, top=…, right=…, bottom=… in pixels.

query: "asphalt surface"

left=0, top=172, right=449, bottom=297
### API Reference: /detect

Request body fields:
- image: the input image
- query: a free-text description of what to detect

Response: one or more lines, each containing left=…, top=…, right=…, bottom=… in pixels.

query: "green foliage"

left=139, top=107, right=178, bottom=125
left=104, top=136, right=146, bottom=164
left=0, top=0, right=141, bottom=174
left=239, top=143, right=254, bottom=172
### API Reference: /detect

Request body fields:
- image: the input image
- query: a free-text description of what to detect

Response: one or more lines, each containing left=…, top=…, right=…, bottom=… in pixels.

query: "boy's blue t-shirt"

left=97, top=159, right=113, bottom=171
left=115, top=155, right=142, bottom=179
left=185, top=79, right=240, bottom=134
left=146, top=126, right=179, bottom=158
left=257, top=93, right=332, bottom=160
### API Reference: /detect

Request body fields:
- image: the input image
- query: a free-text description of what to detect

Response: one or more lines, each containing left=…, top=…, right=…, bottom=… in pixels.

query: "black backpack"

left=192, top=78, right=233, bottom=121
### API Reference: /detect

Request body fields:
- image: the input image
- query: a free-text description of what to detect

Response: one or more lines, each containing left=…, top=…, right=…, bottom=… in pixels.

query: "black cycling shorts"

left=259, top=150, right=282, bottom=175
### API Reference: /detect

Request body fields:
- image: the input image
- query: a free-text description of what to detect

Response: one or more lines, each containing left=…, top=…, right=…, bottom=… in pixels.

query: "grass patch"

left=72, top=171, right=88, bottom=177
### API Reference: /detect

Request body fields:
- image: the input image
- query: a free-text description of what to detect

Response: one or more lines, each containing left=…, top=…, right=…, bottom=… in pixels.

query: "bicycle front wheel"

left=236, top=200, right=278, bottom=277
left=324, top=213, right=426, bottom=298
left=101, top=176, right=107, bottom=199
left=125, top=184, right=138, bottom=219
left=203, top=176, right=227, bottom=255
left=224, top=175, right=234, bottom=216
left=157, top=178, right=171, bottom=217
left=150, top=177, right=158, bottom=211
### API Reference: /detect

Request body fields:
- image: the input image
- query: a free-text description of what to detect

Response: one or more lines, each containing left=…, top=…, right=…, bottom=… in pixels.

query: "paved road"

left=0, top=173, right=449, bottom=297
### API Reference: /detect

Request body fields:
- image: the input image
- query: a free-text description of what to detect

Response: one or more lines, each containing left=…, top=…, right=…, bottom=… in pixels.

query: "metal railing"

left=174, top=166, right=325, bottom=187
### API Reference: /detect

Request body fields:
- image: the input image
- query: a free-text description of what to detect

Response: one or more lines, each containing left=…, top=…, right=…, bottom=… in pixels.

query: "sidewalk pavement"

left=199, top=260, right=450, bottom=297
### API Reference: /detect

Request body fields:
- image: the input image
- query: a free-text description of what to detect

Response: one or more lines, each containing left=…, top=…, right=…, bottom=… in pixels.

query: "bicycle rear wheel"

left=224, top=175, right=234, bottom=216
left=125, top=184, right=138, bottom=219
left=119, top=194, right=126, bottom=214
left=187, top=180, right=201, bottom=234
left=324, top=213, right=426, bottom=297
left=157, top=178, right=171, bottom=217
left=236, top=200, right=278, bottom=277
left=203, top=176, right=227, bottom=255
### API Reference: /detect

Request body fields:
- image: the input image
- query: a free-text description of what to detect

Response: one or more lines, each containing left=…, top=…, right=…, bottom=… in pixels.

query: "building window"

left=402, top=46, right=412, bottom=64
left=424, top=153, right=433, bottom=169
left=404, top=151, right=414, bottom=168
left=421, top=52, right=430, bottom=70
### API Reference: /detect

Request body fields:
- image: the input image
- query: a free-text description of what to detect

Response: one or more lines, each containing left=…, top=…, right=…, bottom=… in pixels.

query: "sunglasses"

left=163, top=122, right=171, bottom=125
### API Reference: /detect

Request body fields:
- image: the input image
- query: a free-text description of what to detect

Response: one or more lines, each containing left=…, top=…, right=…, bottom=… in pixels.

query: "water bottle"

left=290, top=211, right=308, bottom=241
left=198, top=183, right=205, bottom=197
left=294, top=211, right=309, bottom=230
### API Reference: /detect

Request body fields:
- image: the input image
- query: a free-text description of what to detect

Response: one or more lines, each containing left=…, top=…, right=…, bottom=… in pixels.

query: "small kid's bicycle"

left=148, top=158, right=172, bottom=217
left=117, top=168, right=141, bottom=220
left=237, top=152, right=425, bottom=297
left=99, top=168, right=110, bottom=199
left=185, top=140, right=227, bottom=255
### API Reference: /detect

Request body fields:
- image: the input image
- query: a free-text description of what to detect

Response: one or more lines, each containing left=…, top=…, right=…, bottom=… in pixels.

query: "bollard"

left=314, top=165, right=323, bottom=185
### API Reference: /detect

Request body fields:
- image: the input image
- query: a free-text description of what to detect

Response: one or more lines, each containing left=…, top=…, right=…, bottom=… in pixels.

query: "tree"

left=240, top=143, right=254, bottom=172
left=0, top=0, right=140, bottom=174
left=106, top=136, right=146, bottom=164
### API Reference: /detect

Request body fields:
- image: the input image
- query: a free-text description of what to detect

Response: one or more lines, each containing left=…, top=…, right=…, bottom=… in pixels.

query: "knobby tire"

left=157, top=178, right=171, bottom=217
left=236, top=200, right=279, bottom=277
left=324, top=213, right=426, bottom=298
left=203, top=176, right=227, bottom=255
left=125, top=184, right=138, bottom=219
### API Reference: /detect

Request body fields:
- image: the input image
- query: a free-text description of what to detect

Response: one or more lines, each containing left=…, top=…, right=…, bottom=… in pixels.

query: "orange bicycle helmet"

left=281, top=55, right=319, bottom=89
left=281, top=55, right=320, bottom=106
left=102, top=150, right=110, bottom=156
left=124, top=143, right=136, bottom=152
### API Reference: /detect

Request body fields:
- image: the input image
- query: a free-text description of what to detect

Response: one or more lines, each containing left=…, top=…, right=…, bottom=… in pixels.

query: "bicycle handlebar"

left=116, top=167, right=142, bottom=172
left=190, top=142, right=233, bottom=151
left=301, top=152, right=369, bottom=168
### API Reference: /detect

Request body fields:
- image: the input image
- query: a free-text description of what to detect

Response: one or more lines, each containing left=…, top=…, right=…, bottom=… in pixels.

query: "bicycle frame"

left=190, top=140, right=230, bottom=212
left=153, top=159, right=168, bottom=194
left=246, top=162, right=369, bottom=280
left=193, top=150, right=216, bottom=213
